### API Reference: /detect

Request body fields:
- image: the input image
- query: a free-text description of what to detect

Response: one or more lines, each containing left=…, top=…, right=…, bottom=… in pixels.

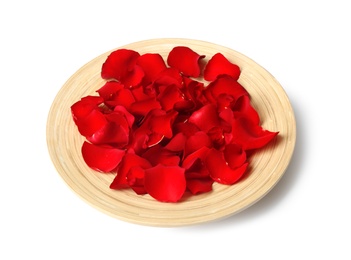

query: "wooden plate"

left=46, top=38, right=296, bottom=227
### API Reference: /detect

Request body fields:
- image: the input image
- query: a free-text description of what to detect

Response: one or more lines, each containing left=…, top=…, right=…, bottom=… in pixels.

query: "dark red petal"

left=173, top=121, right=200, bottom=138
left=167, top=46, right=205, bottom=77
left=144, top=164, right=186, bottom=202
left=127, top=166, right=147, bottom=195
left=231, top=116, right=279, bottom=150
left=142, top=145, right=180, bottom=166
left=188, top=104, right=220, bottom=132
left=71, top=96, right=104, bottom=120
left=204, top=75, right=248, bottom=103
left=96, top=81, right=124, bottom=101
left=157, top=84, right=185, bottom=111
left=101, top=49, right=144, bottom=87
left=136, top=53, right=167, bottom=83
left=186, top=178, right=214, bottom=195
left=165, top=132, right=187, bottom=152
left=223, top=143, right=247, bottom=169
left=205, top=148, right=248, bottom=185
left=154, top=67, right=183, bottom=87
left=113, top=105, right=135, bottom=128
left=232, top=95, right=260, bottom=125
left=182, top=146, right=211, bottom=169
left=82, top=141, right=125, bottom=172
left=149, top=109, right=178, bottom=139
left=106, top=88, right=135, bottom=109
left=204, top=53, right=241, bottom=81
left=184, top=131, right=212, bottom=157
left=110, top=152, right=151, bottom=189
left=129, top=98, right=162, bottom=116
left=72, top=106, right=107, bottom=137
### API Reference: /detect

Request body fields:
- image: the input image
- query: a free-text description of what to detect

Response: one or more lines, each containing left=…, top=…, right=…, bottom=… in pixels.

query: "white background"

left=1, top=1, right=350, bottom=259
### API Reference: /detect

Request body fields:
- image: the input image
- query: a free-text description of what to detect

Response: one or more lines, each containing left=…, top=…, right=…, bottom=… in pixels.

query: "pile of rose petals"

left=71, top=46, right=278, bottom=202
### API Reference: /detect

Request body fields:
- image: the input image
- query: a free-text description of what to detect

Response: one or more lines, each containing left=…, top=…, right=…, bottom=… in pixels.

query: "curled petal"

left=82, top=141, right=125, bottom=172
left=184, top=131, right=212, bottom=157
left=165, top=132, right=187, bottom=152
left=96, top=81, right=124, bottom=101
left=204, top=53, right=241, bottom=81
left=182, top=146, right=211, bottom=169
left=149, top=109, right=178, bottom=139
left=157, top=84, right=185, bottom=111
left=223, top=143, right=247, bottom=169
left=110, top=152, right=151, bottom=189
left=136, top=53, right=167, bottom=84
left=231, top=116, right=279, bottom=150
left=154, top=67, right=183, bottom=87
left=144, top=164, right=186, bottom=202
left=204, top=75, right=248, bottom=103
left=87, top=120, right=128, bottom=146
left=129, top=98, right=161, bottom=116
left=101, top=49, right=144, bottom=87
left=167, top=46, right=205, bottom=77
left=205, top=148, right=248, bottom=185
left=142, top=145, right=180, bottom=166
left=186, top=178, right=214, bottom=195
left=232, top=95, right=260, bottom=125
left=127, top=166, right=147, bottom=195
left=188, top=104, right=220, bottom=132
left=71, top=97, right=107, bottom=137
left=105, top=88, right=135, bottom=109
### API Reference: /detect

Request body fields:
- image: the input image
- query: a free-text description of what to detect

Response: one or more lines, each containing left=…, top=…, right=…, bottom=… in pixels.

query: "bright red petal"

left=232, top=95, right=260, bottom=125
left=205, top=148, right=248, bottom=185
left=96, top=81, right=124, bottom=102
left=188, top=104, right=221, bottom=132
left=129, top=98, right=162, bottom=116
left=110, top=152, right=151, bottom=189
left=231, top=115, right=279, bottom=150
left=204, top=75, right=248, bottom=103
left=157, top=84, right=185, bottom=111
left=186, top=178, right=214, bottom=195
left=144, top=164, right=186, bottom=202
left=82, top=141, right=125, bottom=172
left=101, top=49, right=144, bottom=87
left=204, top=53, right=241, bottom=81
left=136, top=53, right=167, bottom=84
left=223, top=143, right=247, bottom=169
left=184, top=131, right=212, bottom=157
left=167, top=46, right=205, bottom=77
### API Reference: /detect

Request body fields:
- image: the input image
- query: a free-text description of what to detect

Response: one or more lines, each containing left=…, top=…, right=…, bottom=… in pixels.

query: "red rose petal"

left=142, top=145, right=180, bottom=166
left=204, top=53, right=241, bottom=81
left=96, top=81, right=124, bottom=101
left=110, top=152, right=151, bottom=189
left=186, top=178, right=214, bottom=195
left=82, top=141, right=125, bottom=172
left=223, top=143, right=247, bottom=169
left=129, top=98, right=162, bottom=116
left=136, top=53, right=167, bottom=84
left=164, top=132, right=187, bottom=152
left=205, top=148, right=248, bottom=185
left=127, top=166, right=147, bottom=195
left=144, top=164, right=186, bottom=202
left=105, top=88, right=136, bottom=109
left=167, top=46, right=205, bottom=77
left=231, top=115, right=279, bottom=150
left=188, top=104, right=221, bottom=132
left=232, top=95, right=260, bottom=125
left=204, top=75, right=248, bottom=103
left=154, top=67, right=183, bottom=87
left=184, top=131, right=212, bottom=157
left=157, top=84, right=185, bottom=111
left=101, top=49, right=144, bottom=87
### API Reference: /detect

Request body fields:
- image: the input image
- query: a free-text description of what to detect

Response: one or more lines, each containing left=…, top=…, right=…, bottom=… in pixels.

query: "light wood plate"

left=46, top=38, right=296, bottom=227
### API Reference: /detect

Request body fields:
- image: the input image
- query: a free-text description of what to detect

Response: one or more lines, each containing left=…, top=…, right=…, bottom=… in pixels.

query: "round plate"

left=46, top=38, right=296, bottom=227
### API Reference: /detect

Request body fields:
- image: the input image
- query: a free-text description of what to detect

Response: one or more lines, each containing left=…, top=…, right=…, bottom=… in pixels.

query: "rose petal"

left=71, top=97, right=107, bottom=137
left=127, top=166, right=147, bottom=195
left=204, top=75, right=248, bottom=103
left=110, top=152, right=151, bottom=189
left=204, top=53, right=241, bottom=81
left=142, top=145, right=180, bottom=166
left=82, top=141, right=125, bottom=172
left=129, top=98, right=162, bottom=116
left=136, top=53, right=167, bottom=84
left=167, top=46, right=205, bottom=77
left=164, top=132, right=187, bottom=152
left=101, top=49, right=144, bottom=87
left=96, top=81, right=124, bottom=101
left=157, top=84, right=185, bottom=111
left=231, top=115, right=279, bottom=150
left=105, top=88, right=135, bottom=109
left=186, top=178, right=214, bottom=195
left=188, top=104, right=220, bottom=132
left=184, top=131, right=212, bottom=157
left=232, top=95, right=260, bottom=125
left=205, top=148, right=248, bottom=185
left=223, top=143, right=247, bottom=169
left=154, top=67, right=183, bottom=87
left=144, top=164, right=186, bottom=202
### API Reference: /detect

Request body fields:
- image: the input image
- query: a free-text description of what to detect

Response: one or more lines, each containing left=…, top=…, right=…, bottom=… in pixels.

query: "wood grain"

left=46, top=38, right=296, bottom=227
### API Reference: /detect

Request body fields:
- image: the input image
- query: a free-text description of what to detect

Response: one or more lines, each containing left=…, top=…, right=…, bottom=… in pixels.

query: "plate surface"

left=46, top=38, right=296, bottom=227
